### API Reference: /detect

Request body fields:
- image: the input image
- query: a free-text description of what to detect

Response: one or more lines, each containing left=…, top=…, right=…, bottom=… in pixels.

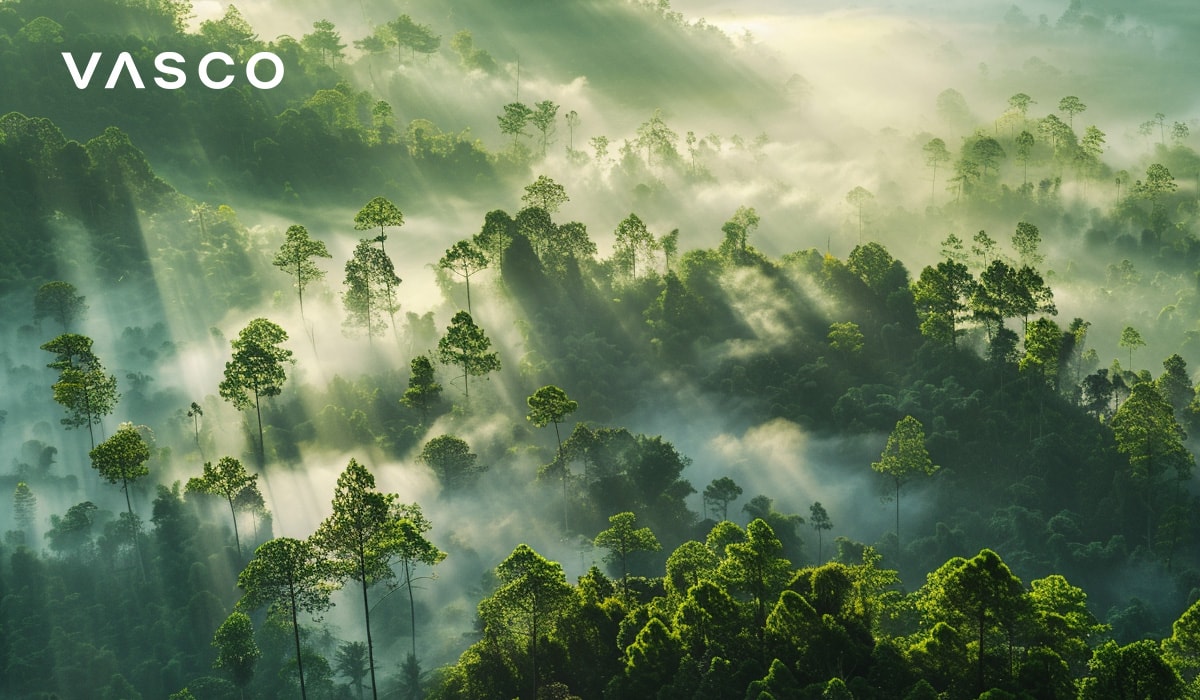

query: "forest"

left=4, top=0, right=1200, bottom=698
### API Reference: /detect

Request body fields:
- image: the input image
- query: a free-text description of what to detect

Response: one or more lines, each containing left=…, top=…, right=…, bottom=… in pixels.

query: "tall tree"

left=237, top=537, right=333, bottom=700
left=912, top=260, right=974, bottom=347
left=343, top=239, right=401, bottom=342
left=301, top=19, right=346, bottom=65
left=392, top=503, right=446, bottom=668
left=871, top=415, right=938, bottom=550
left=384, top=15, right=440, bottom=64
left=527, top=385, right=579, bottom=530
left=401, top=356, right=442, bottom=424
left=474, top=210, right=515, bottom=272
left=212, top=611, right=261, bottom=697
left=480, top=545, right=578, bottom=700
left=12, top=482, right=36, bottom=540
left=436, top=311, right=501, bottom=402
left=418, top=435, right=486, bottom=490
left=90, top=422, right=150, bottom=577
left=594, top=511, right=661, bottom=602
left=1012, top=221, right=1044, bottom=268
left=1119, top=326, right=1146, bottom=371
left=33, top=281, right=87, bottom=332
left=186, top=456, right=258, bottom=556
left=498, top=102, right=533, bottom=144
left=703, top=477, right=743, bottom=521
left=1058, top=96, right=1087, bottom=127
left=613, top=213, right=656, bottom=280
left=272, top=225, right=332, bottom=321
left=923, top=138, right=951, bottom=203
left=809, top=502, right=833, bottom=562
left=313, top=459, right=404, bottom=700
left=439, top=240, right=488, bottom=315
left=219, top=319, right=293, bottom=460
left=846, top=186, right=874, bottom=242
left=354, top=198, right=404, bottom=328
left=41, top=333, right=119, bottom=449
left=1015, top=130, right=1035, bottom=186
left=530, top=100, right=559, bottom=156
left=718, top=518, right=792, bottom=644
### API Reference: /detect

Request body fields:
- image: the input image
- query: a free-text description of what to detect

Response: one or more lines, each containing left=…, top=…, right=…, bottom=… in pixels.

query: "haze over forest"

left=4, top=0, right=1200, bottom=698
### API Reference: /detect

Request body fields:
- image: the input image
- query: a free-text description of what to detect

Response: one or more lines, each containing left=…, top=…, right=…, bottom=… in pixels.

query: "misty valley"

left=5, top=0, right=1200, bottom=699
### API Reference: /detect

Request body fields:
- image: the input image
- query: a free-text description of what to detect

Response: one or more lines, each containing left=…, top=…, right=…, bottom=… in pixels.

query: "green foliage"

left=343, top=238, right=402, bottom=339
left=595, top=511, right=661, bottom=601
left=272, top=224, right=331, bottom=318
left=439, top=239, right=488, bottom=314
left=436, top=311, right=501, bottom=400
left=33, top=280, right=87, bottom=332
left=1079, top=640, right=1183, bottom=699
left=90, top=422, right=150, bottom=488
left=354, top=196, right=404, bottom=238
left=702, top=477, right=743, bottom=522
left=212, top=611, right=260, bottom=690
left=402, top=355, right=443, bottom=423
left=872, top=415, right=937, bottom=547
left=186, top=456, right=257, bottom=554
left=41, top=333, right=119, bottom=448
left=419, top=435, right=485, bottom=490
left=219, top=318, right=293, bottom=456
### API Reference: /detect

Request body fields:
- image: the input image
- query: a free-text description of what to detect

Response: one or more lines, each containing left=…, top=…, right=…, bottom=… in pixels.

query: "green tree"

left=419, top=435, right=485, bottom=490
left=810, top=501, right=833, bottom=561
left=33, top=281, right=87, bottom=332
left=912, top=260, right=974, bottom=347
left=474, top=210, right=515, bottom=272
left=1079, top=640, right=1183, bottom=699
left=335, top=642, right=369, bottom=700
left=218, top=318, right=293, bottom=459
left=521, top=175, right=569, bottom=213
left=301, top=19, right=345, bottom=65
left=312, top=459, right=403, bottom=700
left=1110, top=383, right=1194, bottom=549
left=1058, top=95, right=1087, bottom=128
left=498, top=102, right=533, bottom=143
left=187, top=401, right=204, bottom=449
left=846, top=186, right=874, bottom=241
left=613, top=213, right=656, bottom=279
left=1120, top=326, right=1146, bottom=370
left=702, top=477, right=743, bottom=521
left=1020, top=317, right=1063, bottom=389
left=1012, top=221, right=1044, bottom=268
left=237, top=537, right=333, bottom=700
left=273, top=224, right=332, bottom=321
left=212, top=610, right=261, bottom=696
left=1134, top=163, right=1177, bottom=204
left=527, top=385, right=579, bottom=531
left=530, top=100, right=559, bottom=156
left=439, top=240, right=488, bottom=315
left=436, top=311, right=501, bottom=401
left=479, top=544, right=578, bottom=700
left=972, top=136, right=1005, bottom=178
left=401, top=356, right=442, bottom=424
left=343, top=239, right=402, bottom=342
left=41, top=333, right=119, bottom=449
left=1015, top=130, right=1035, bottom=186
left=872, top=415, right=938, bottom=549
left=827, top=321, right=865, bottom=356
left=1156, top=354, right=1194, bottom=419
left=90, top=422, right=150, bottom=576
left=186, top=456, right=257, bottom=555
left=719, top=205, right=760, bottom=257
left=923, top=138, right=952, bottom=202
left=594, top=511, right=661, bottom=601
left=354, top=197, right=404, bottom=327
left=1163, top=598, right=1200, bottom=683
left=1008, top=93, right=1035, bottom=122
left=12, top=481, right=36, bottom=540
left=392, top=503, right=446, bottom=667
left=718, top=518, right=793, bottom=643
left=385, top=15, right=440, bottom=64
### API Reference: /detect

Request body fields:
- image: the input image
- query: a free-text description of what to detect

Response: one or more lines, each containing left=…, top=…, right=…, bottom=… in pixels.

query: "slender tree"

left=527, top=385, right=579, bottom=531
left=33, top=281, right=87, bottom=332
left=90, top=422, right=150, bottom=577
left=312, top=459, right=403, bottom=700
left=436, top=311, right=501, bottom=402
left=1119, top=326, right=1146, bottom=371
left=273, top=224, right=332, bottom=321
left=594, top=511, right=661, bottom=602
left=809, top=502, right=833, bottom=562
left=186, top=456, right=258, bottom=556
left=923, top=138, right=951, bottom=203
left=343, top=239, right=402, bottom=342
left=237, top=537, right=333, bottom=700
left=42, top=333, right=119, bottom=449
left=392, top=503, right=446, bottom=668
left=212, top=611, right=261, bottom=698
left=219, top=319, right=293, bottom=460
left=703, top=477, right=743, bottom=521
left=871, top=415, right=938, bottom=550
left=439, top=240, right=488, bottom=315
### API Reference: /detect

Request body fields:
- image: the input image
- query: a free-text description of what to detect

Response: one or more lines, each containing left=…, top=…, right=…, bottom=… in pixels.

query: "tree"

left=212, top=611, right=261, bottom=695
left=1079, top=640, right=1183, bottom=699
left=1163, top=598, right=1200, bottom=683
left=1156, top=354, right=1194, bottom=419
left=301, top=19, right=345, bottom=65
left=828, top=321, right=865, bottom=356
left=479, top=545, right=577, bottom=700
left=1012, top=221, right=1044, bottom=269
left=90, top=422, right=150, bottom=576
left=1119, top=326, right=1146, bottom=371
left=237, top=537, right=333, bottom=700
left=436, top=311, right=501, bottom=402
left=419, top=435, right=485, bottom=490
left=846, top=186, right=874, bottom=241
left=186, top=456, right=258, bottom=556
left=33, top=281, right=87, bottom=332
left=401, top=356, right=442, bottom=424
left=498, top=102, right=533, bottom=143
left=810, top=502, right=833, bottom=561
left=335, top=642, right=369, bottom=700
left=527, top=385, right=579, bottom=531
left=635, top=109, right=679, bottom=167
left=923, top=138, right=951, bottom=202
left=872, top=416, right=938, bottom=550
left=530, top=100, right=559, bottom=156
left=12, top=482, right=36, bottom=540
left=343, top=239, right=402, bottom=341
left=273, top=225, right=331, bottom=321
left=384, top=15, right=439, bottom=64
left=912, top=260, right=974, bottom=347
left=719, top=205, right=760, bottom=258
left=392, top=503, right=446, bottom=667
left=703, top=477, right=743, bottom=521
left=521, top=175, right=569, bottom=213
left=219, top=318, right=293, bottom=459
left=41, top=333, right=119, bottom=449
left=594, top=511, right=661, bottom=601
left=565, top=110, right=581, bottom=152
left=354, top=197, right=403, bottom=326
left=312, top=459, right=404, bottom=700
left=439, top=239, right=488, bottom=315
left=1008, top=93, right=1035, bottom=122
left=613, top=213, right=656, bottom=279
left=1015, top=130, right=1035, bottom=186
left=474, top=209, right=515, bottom=272
left=1111, top=383, right=1194, bottom=549
left=1134, top=163, right=1177, bottom=204
left=719, top=518, right=792, bottom=642
left=187, top=401, right=203, bottom=448
left=1058, top=96, right=1086, bottom=127
left=971, top=136, right=1005, bottom=178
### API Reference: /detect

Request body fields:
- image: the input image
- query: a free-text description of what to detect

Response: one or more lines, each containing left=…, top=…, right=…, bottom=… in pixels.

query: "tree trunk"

left=360, top=554, right=379, bottom=700
left=290, top=580, right=309, bottom=700
left=254, top=387, right=265, bottom=463
left=227, top=495, right=242, bottom=556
